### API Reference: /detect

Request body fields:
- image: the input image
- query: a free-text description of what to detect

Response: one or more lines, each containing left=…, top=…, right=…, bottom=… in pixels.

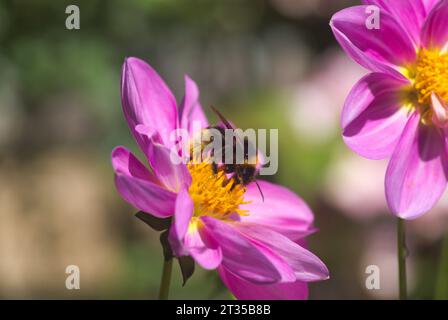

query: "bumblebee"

left=203, top=106, right=265, bottom=201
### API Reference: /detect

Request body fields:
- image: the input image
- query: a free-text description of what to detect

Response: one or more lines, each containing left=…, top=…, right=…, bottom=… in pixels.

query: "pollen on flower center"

left=413, top=49, right=448, bottom=106
left=187, top=161, right=250, bottom=220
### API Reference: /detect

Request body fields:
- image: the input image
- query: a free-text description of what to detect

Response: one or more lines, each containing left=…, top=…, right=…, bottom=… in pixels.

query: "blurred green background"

left=0, top=0, right=447, bottom=299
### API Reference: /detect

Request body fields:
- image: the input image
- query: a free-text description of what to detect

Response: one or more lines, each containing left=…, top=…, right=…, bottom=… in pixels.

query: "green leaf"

left=135, top=211, right=195, bottom=286
left=435, top=234, right=448, bottom=299
left=178, top=256, right=195, bottom=286
left=135, top=211, right=171, bottom=231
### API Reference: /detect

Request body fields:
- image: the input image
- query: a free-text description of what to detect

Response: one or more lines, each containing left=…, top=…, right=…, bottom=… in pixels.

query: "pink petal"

left=234, top=223, right=329, bottom=282
left=362, top=0, right=428, bottom=46
left=179, top=75, right=209, bottom=136
left=134, top=122, right=186, bottom=184
left=111, top=146, right=156, bottom=182
left=385, top=113, right=448, bottom=219
left=239, top=180, right=315, bottom=241
left=431, top=93, right=448, bottom=127
left=330, top=6, right=416, bottom=77
left=146, top=140, right=192, bottom=192
left=201, top=216, right=292, bottom=284
left=168, top=188, right=194, bottom=256
left=167, top=190, right=223, bottom=268
left=342, top=73, right=410, bottom=160
left=121, top=57, right=178, bottom=150
left=423, top=0, right=441, bottom=13
left=218, top=266, right=308, bottom=300
left=421, top=0, right=448, bottom=50
left=111, top=146, right=176, bottom=217
left=134, top=123, right=163, bottom=150
left=184, top=219, right=223, bottom=270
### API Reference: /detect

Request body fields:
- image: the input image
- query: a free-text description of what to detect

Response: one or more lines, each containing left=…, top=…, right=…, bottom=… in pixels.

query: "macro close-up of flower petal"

left=331, top=0, right=448, bottom=220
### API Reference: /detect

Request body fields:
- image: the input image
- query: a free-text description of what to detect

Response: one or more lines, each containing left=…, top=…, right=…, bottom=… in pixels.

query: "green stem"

left=435, top=233, right=448, bottom=299
left=158, top=258, right=173, bottom=300
left=397, top=218, right=407, bottom=300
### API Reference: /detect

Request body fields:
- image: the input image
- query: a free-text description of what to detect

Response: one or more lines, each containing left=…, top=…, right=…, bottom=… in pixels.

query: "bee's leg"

left=231, top=175, right=241, bottom=190
left=188, top=144, right=194, bottom=163
left=224, top=164, right=234, bottom=174
left=212, top=162, right=219, bottom=175
left=209, top=143, right=220, bottom=175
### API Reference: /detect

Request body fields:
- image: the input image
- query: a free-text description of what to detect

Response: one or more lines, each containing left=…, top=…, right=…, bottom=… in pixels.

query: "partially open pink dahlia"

left=331, top=0, right=448, bottom=219
left=111, top=57, right=329, bottom=299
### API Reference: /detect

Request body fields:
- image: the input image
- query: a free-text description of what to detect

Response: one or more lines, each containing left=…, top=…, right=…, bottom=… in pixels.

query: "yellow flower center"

left=403, top=48, right=448, bottom=125
left=414, top=48, right=448, bottom=105
left=187, top=161, right=250, bottom=220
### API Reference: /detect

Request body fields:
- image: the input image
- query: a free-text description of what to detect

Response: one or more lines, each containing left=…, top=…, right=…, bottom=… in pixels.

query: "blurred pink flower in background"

left=323, top=151, right=388, bottom=219
left=111, top=57, right=329, bottom=299
left=324, top=150, right=448, bottom=239
left=409, top=191, right=448, bottom=242
left=289, top=50, right=366, bottom=144
left=331, top=0, right=448, bottom=219
left=360, top=224, right=416, bottom=299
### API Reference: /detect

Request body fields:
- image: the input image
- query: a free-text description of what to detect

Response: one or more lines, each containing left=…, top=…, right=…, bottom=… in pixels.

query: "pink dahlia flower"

left=111, top=57, right=329, bottom=299
left=331, top=0, right=448, bottom=219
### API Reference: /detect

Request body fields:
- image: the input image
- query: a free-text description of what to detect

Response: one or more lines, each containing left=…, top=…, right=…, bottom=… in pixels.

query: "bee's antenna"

left=254, top=180, right=265, bottom=202
left=209, top=105, right=234, bottom=129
